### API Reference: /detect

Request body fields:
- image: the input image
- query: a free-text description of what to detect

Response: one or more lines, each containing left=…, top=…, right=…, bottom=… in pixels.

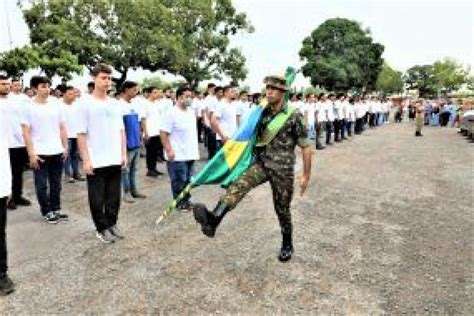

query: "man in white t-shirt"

left=210, top=85, right=238, bottom=151
left=236, top=91, right=251, bottom=126
left=324, top=93, right=335, bottom=145
left=21, top=76, right=69, bottom=224
left=77, top=64, right=127, bottom=244
left=203, top=84, right=220, bottom=159
left=0, top=75, right=15, bottom=295
left=62, top=86, right=84, bottom=183
left=315, top=94, right=325, bottom=150
left=144, top=87, right=165, bottom=177
left=2, top=78, right=31, bottom=210
left=160, top=86, right=199, bottom=211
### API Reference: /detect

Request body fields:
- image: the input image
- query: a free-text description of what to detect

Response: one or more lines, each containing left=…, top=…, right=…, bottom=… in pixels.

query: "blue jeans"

left=167, top=160, right=194, bottom=207
left=64, top=138, right=80, bottom=177
left=33, top=154, right=63, bottom=216
left=122, top=148, right=140, bottom=193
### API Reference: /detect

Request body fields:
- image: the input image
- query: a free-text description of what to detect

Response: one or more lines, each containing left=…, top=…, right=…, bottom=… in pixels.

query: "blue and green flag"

left=156, top=67, right=298, bottom=224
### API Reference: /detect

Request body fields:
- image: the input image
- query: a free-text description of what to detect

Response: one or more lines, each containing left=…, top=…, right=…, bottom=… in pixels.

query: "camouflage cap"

left=264, top=75, right=289, bottom=91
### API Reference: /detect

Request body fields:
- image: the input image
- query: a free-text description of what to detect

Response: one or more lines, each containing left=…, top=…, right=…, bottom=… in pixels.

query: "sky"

left=1, top=0, right=473, bottom=91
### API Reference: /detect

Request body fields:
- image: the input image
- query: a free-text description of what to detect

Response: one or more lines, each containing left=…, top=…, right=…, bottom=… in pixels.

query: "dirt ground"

left=1, top=121, right=473, bottom=314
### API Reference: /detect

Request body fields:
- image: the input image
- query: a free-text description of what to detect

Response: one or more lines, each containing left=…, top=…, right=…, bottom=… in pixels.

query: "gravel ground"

left=1, top=122, right=473, bottom=314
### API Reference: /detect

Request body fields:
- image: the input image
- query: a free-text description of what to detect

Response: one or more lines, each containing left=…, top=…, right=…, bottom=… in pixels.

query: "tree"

left=19, top=0, right=252, bottom=88
left=431, top=58, right=470, bottom=93
left=0, top=46, right=39, bottom=77
left=299, top=18, right=384, bottom=92
left=376, top=63, right=403, bottom=95
left=404, top=65, right=437, bottom=98
left=20, top=0, right=187, bottom=86
left=140, top=76, right=186, bottom=91
left=170, top=0, right=253, bottom=88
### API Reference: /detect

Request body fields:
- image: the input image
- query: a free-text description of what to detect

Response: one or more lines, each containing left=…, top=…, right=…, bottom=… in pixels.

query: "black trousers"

left=86, top=165, right=122, bottom=232
left=206, top=127, right=217, bottom=159
left=33, top=154, right=63, bottom=216
left=315, top=122, right=324, bottom=147
left=0, top=197, right=7, bottom=274
left=197, top=118, right=204, bottom=143
left=340, top=119, right=347, bottom=139
left=145, top=136, right=163, bottom=171
left=333, top=119, right=341, bottom=141
left=325, top=121, right=333, bottom=144
left=369, top=113, right=376, bottom=127
left=9, top=147, right=28, bottom=202
left=355, top=118, right=363, bottom=134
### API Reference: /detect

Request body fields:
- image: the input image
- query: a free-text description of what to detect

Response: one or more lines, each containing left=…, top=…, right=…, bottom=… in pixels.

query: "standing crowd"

left=0, top=64, right=394, bottom=295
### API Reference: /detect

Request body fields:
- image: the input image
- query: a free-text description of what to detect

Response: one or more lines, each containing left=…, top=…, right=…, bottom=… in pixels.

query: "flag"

left=156, top=67, right=299, bottom=224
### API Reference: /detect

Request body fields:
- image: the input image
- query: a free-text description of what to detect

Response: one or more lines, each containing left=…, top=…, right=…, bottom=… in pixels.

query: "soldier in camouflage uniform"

left=415, top=99, right=424, bottom=137
left=192, top=75, right=313, bottom=262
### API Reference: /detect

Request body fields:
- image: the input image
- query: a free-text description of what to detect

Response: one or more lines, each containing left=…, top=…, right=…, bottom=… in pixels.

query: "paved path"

left=1, top=122, right=473, bottom=314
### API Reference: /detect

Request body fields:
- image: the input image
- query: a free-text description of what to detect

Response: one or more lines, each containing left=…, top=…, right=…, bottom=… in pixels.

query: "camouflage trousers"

left=219, top=162, right=294, bottom=235
left=416, top=115, right=423, bottom=132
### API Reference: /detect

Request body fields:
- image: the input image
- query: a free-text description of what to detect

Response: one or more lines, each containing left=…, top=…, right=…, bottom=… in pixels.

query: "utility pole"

left=4, top=0, right=14, bottom=49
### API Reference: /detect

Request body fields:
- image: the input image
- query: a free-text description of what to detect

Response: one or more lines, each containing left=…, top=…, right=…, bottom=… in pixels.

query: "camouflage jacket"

left=254, top=102, right=310, bottom=174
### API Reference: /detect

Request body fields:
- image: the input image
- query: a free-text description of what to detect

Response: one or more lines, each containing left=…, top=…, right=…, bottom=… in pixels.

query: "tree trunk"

left=113, top=68, right=128, bottom=91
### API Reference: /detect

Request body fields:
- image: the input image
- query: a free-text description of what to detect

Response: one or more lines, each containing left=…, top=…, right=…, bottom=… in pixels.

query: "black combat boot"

left=278, top=233, right=294, bottom=262
left=192, top=202, right=230, bottom=238
left=0, top=273, right=15, bottom=296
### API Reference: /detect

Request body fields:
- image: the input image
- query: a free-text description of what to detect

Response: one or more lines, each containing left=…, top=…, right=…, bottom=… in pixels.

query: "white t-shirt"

left=203, top=95, right=219, bottom=127
left=161, top=98, right=174, bottom=116
left=354, top=102, right=365, bottom=119
left=76, top=95, right=124, bottom=169
left=315, top=102, right=326, bottom=123
left=334, top=101, right=344, bottom=120
left=192, top=98, right=202, bottom=118
left=346, top=103, right=355, bottom=121
left=305, top=102, right=316, bottom=126
left=0, top=105, right=12, bottom=197
left=324, top=101, right=335, bottom=122
left=161, top=106, right=199, bottom=162
left=143, top=99, right=162, bottom=137
left=236, top=101, right=253, bottom=124
left=21, top=98, right=65, bottom=155
left=213, top=100, right=237, bottom=140
left=62, top=101, right=79, bottom=139
left=0, top=96, right=28, bottom=148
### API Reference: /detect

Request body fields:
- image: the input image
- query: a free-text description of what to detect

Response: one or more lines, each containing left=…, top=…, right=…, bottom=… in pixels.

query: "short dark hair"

left=87, top=81, right=95, bottom=89
left=64, top=85, right=75, bottom=92
left=223, top=85, right=234, bottom=94
left=296, top=93, right=303, bottom=100
left=0, top=75, right=8, bottom=81
left=207, top=83, right=216, bottom=89
left=239, top=91, right=248, bottom=97
left=327, top=93, right=335, bottom=98
left=214, top=86, right=223, bottom=94
left=30, top=76, right=51, bottom=89
left=176, top=86, right=192, bottom=98
left=91, top=63, right=112, bottom=77
left=11, top=77, right=20, bottom=83
left=120, top=81, right=138, bottom=93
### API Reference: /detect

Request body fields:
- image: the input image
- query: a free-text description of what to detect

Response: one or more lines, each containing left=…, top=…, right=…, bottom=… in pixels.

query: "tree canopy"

left=13, top=0, right=251, bottom=87
left=299, top=18, right=384, bottom=92
left=376, top=63, right=403, bottom=95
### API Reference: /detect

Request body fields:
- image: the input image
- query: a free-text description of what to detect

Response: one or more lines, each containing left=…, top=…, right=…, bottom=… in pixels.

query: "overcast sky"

left=1, top=0, right=473, bottom=91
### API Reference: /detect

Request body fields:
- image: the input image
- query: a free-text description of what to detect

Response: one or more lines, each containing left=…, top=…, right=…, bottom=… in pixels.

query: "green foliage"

left=299, top=18, right=384, bottom=92
left=431, top=58, right=470, bottom=93
left=19, top=0, right=252, bottom=87
left=170, top=0, right=253, bottom=88
left=0, top=46, right=39, bottom=77
left=303, top=86, right=326, bottom=96
left=404, top=65, right=437, bottom=98
left=376, top=63, right=403, bottom=95
left=140, top=76, right=186, bottom=91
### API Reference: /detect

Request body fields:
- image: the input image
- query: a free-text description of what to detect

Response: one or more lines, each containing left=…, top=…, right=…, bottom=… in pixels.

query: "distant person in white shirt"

left=3, top=78, right=31, bottom=210
left=203, top=84, right=221, bottom=159
left=143, top=87, right=165, bottom=177
left=314, top=94, right=325, bottom=150
left=77, top=64, right=127, bottom=244
left=236, top=91, right=250, bottom=126
left=325, top=93, right=336, bottom=145
left=160, top=86, right=199, bottom=211
left=210, top=85, right=238, bottom=150
left=21, top=76, right=69, bottom=224
left=62, top=86, right=84, bottom=183
left=0, top=77, right=15, bottom=295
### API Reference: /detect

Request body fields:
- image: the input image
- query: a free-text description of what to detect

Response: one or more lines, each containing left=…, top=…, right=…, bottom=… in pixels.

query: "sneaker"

left=177, top=201, right=193, bottom=212
left=96, top=230, right=116, bottom=244
left=109, top=225, right=124, bottom=240
left=131, top=191, right=147, bottom=199
left=44, top=212, right=59, bottom=224
left=146, top=170, right=159, bottom=178
left=73, top=174, right=86, bottom=181
left=6, top=199, right=16, bottom=210
left=0, top=273, right=15, bottom=296
left=123, top=192, right=135, bottom=203
left=67, top=177, right=76, bottom=183
left=54, top=211, right=69, bottom=221
left=15, top=196, right=31, bottom=206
